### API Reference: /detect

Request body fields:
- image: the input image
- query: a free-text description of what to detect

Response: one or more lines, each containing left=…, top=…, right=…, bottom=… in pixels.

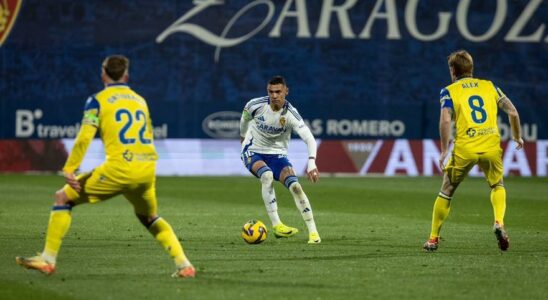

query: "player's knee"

left=283, top=175, right=299, bottom=190
left=440, top=178, right=458, bottom=197
left=137, top=214, right=159, bottom=228
left=490, top=179, right=504, bottom=189
left=491, top=183, right=505, bottom=190
left=290, top=182, right=303, bottom=196
left=260, top=171, right=274, bottom=186
left=53, top=189, right=69, bottom=205
left=440, top=187, right=455, bottom=198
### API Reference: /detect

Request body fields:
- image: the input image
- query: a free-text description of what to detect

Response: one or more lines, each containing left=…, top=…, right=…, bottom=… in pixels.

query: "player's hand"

left=513, top=137, right=524, bottom=150
left=306, top=158, right=319, bottom=183
left=439, top=151, right=449, bottom=171
left=307, top=168, right=320, bottom=183
left=64, top=172, right=81, bottom=192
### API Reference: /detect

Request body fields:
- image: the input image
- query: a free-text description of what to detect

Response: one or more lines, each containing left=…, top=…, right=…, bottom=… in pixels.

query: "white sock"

left=176, top=259, right=193, bottom=270
left=288, top=182, right=317, bottom=234
left=260, top=171, right=281, bottom=227
left=41, top=252, right=56, bottom=264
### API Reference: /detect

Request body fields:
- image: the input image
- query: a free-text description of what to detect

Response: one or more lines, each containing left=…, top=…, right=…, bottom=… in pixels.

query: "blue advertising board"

left=1, top=0, right=546, bottom=140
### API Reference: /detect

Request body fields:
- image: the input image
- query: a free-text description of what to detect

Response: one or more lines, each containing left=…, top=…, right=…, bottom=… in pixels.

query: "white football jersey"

left=241, top=96, right=308, bottom=155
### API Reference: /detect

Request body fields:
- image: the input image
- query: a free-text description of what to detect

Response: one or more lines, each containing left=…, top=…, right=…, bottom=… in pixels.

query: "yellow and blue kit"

left=440, top=77, right=505, bottom=153
left=440, top=77, right=506, bottom=185
left=63, top=83, right=158, bottom=210
left=39, top=85, right=192, bottom=269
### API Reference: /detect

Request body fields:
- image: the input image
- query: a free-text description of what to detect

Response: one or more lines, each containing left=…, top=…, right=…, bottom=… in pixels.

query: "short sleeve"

left=82, top=96, right=100, bottom=127
left=286, top=104, right=305, bottom=130
left=242, top=107, right=253, bottom=121
left=244, top=97, right=269, bottom=118
left=439, top=88, right=453, bottom=109
left=492, top=82, right=507, bottom=103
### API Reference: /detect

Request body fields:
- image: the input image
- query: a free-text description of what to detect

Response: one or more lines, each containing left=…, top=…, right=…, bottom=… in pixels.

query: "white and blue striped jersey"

left=240, top=96, right=308, bottom=155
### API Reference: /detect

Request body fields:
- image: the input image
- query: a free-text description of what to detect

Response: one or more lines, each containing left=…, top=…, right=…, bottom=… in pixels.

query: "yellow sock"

left=490, top=185, right=506, bottom=225
left=148, top=217, right=190, bottom=268
left=43, top=205, right=73, bottom=263
left=429, top=194, right=451, bottom=239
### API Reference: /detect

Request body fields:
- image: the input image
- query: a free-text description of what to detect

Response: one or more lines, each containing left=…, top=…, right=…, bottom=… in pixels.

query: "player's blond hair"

left=448, top=50, right=473, bottom=78
left=102, top=55, right=129, bottom=81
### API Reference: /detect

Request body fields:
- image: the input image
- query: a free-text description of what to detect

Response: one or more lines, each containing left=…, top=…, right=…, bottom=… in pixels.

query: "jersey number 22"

left=115, top=109, right=152, bottom=144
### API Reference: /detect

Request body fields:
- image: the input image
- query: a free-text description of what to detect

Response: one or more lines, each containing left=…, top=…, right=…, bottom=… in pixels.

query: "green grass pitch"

left=0, top=175, right=547, bottom=299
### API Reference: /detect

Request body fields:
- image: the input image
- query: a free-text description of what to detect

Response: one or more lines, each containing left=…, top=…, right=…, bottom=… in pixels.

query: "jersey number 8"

left=115, top=109, right=152, bottom=144
left=468, top=95, right=487, bottom=124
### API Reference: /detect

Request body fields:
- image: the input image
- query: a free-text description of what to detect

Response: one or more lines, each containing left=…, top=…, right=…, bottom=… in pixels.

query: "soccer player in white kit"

left=240, top=76, right=321, bottom=244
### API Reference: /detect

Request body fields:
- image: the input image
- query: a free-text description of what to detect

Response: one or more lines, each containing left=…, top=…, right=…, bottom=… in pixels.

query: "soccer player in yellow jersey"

left=16, top=55, right=195, bottom=278
left=423, top=50, right=524, bottom=252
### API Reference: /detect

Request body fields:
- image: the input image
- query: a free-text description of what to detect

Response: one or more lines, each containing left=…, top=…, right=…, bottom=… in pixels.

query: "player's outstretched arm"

left=62, top=124, right=98, bottom=191
left=295, top=125, right=319, bottom=183
left=498, top=97, right=524, bottom=150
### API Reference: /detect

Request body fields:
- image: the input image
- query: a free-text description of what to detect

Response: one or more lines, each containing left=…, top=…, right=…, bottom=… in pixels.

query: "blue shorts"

left=242, top=151, right=292, bottom=181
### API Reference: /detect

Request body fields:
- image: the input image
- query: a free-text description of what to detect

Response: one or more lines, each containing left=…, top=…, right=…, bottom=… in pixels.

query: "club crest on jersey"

left=0, top=0, right=22, bottom=47
left=279, top=117, right=286, bottom=127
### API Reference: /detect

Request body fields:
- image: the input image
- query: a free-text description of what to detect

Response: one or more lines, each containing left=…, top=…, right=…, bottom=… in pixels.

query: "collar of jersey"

left=455, top=76, right=473, bottom=82
left=106, top=83, right=129, bottom=88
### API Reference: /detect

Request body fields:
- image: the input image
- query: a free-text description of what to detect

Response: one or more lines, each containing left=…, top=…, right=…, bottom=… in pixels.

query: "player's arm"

left=438, top=88, right=453, bottom=170
left=240, top=108, right=252, bottom=143
left=498, top=96, right=523, bottom=150
left=439, top=107, right=452, bottom=169
left=62, top=97, right=100, bottom=191
left=294, top=123, right=319, bottom=183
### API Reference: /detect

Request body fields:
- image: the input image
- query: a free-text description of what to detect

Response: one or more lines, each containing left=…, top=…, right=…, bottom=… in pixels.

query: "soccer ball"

left=241, top=220, right=267, bottom=244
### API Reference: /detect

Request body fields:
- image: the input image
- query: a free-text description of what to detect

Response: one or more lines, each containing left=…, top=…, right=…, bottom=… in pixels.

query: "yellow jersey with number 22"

left=77, top=83, right=157, bottom=182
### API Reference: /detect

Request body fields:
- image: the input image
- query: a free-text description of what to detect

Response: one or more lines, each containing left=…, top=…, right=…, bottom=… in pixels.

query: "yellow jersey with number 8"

left=440, top=77, right=505, bottom=153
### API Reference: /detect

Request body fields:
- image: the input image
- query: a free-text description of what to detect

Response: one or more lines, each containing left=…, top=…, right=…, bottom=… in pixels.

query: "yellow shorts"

left=445, top=148, right=503, bottom=186
left=63, top=165, right=157, bottom=217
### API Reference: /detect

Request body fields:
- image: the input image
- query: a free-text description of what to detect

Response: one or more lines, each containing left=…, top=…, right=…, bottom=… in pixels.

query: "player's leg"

left=479, top=149, right=509, bottom=250
left=124, top=179, right=195, bottom=278
left=16, top=171, right=110, bottom=274
left=490, top=180, right=509, bottom=251
left=424, top=152, right=474, bottom=251
left=279, top=165, right=320, bottom=244
left=424, top=173, right=459, bottom=250
left=15, top=189, right=73, bottom=275
left=480, top=149, right=506, bottom=225
left=41, top=189, right=74, bottom=264
left=253, top=155, right=299, bottom=238
left=251, top=160, right=281, bottom=227
left=489, top=180, right=506, bottom=225
left=245, top=152, right=283, bottom=228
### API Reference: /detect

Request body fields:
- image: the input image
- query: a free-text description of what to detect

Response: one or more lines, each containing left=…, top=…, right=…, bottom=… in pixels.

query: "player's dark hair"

left=268, top=75, right=286, bottom=86
left=102, top=55, right=129, bottom=81
left=447, top=50, right=473, bottom=78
